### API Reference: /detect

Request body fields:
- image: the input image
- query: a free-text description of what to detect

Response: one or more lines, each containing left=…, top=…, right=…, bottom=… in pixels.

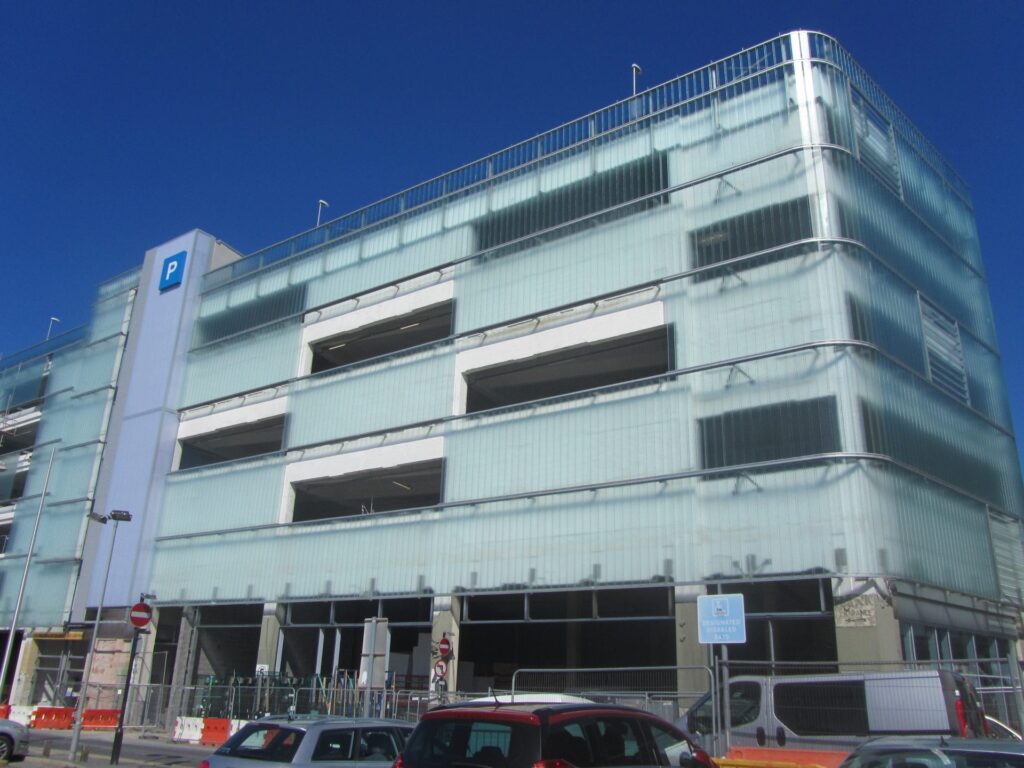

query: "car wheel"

left=0, top=734, right=13, bottom=761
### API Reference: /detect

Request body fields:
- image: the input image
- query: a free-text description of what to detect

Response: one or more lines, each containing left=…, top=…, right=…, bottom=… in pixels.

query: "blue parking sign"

left=159, top=250, right=188, bottom=291
left=697, top=594, right=746, bottom=644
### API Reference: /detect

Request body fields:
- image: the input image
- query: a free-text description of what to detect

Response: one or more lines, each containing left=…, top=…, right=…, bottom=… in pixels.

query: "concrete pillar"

left=834, top=590, right=902, bottom=670
left=165, top=607, right=198, bottom=731
left=9, top=635, right=39, bottom=706
left=675, top=587, right=711, bottom=715
left=256, top=602, right=284, bottom=672
left=431, top=595, right=462, bottom=695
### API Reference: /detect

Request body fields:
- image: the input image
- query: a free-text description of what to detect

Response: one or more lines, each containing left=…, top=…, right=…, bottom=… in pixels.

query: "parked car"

left=395, top=700, right=716, bottom=768
left=986, top=716, right=1023, bottom=741
left=838, top=736, right=1024, bottom=768
left=200, top=716, right=414, bottom=768
left=685, top=670, right=987, bottom=751
left=0, top=717, right=29, bottom=762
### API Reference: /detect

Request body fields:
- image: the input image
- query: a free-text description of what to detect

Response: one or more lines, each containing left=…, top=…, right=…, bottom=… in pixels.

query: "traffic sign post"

left=438, top=635, right=451, bottom=658
left=697, top=594, right=746, bottom=755
left=111, top=600, right=151, bottom=765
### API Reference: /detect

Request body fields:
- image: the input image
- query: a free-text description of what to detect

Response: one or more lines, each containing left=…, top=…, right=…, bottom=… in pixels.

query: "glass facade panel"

left=88, top=290, right=133, bottom=341
left=45, top=336, right=122, bottom=395
left=22, top=442, right=101, bottom=505
left=180, top=321, right=302, bottom=407
left=150, top=459, right=997, bottom=603
left=852, top=351, right=1023, bottom=514
left=0, top=559, right=78, bottom=627
left=286, top=347, right=454, bottom=448
left=0, top=358, right=47, bottom=410
left=33, top=389, right=112, bottom=449
left=825, top=149, right=996, bottom=345
left=159, top=454, right=288, bottom=537
left=0, top=448, right=22, bottom=503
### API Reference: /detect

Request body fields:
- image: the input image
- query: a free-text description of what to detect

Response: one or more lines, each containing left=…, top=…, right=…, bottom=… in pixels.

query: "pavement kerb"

left=21, top=728, right=211, bottom=767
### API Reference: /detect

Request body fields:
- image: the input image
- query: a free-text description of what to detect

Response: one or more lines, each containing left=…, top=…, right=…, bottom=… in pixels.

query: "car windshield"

left=217, top=723, right=305, bottom=762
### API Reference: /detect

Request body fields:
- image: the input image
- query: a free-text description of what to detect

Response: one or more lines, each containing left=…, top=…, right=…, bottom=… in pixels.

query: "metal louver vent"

left=919, top=296, right=970, bottom=405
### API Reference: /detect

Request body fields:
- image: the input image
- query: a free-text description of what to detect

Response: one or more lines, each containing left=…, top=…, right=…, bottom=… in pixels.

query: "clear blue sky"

left=3, top=1, right=1022, bottom=464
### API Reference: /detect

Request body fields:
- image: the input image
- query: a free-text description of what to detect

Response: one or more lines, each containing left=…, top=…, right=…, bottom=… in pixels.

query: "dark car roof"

left=422, top=701, right=683, bottom=727
left=252, top=715, right=414, bottom=730
left=847, top=737, right=1024, bottom=757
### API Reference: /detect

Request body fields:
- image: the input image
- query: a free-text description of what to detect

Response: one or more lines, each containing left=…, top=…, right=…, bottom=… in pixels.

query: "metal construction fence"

left=71, top=656, right=1024, bottom=749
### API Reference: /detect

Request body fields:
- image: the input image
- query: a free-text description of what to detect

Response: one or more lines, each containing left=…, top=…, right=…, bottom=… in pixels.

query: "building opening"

left=178, top=416, right=285, bottom=469
left=458, top=587, right=676, bottom=691
left=310, top=301, right=454, bottom=374
left=465, top=327, right=671, bottom=413
left=292, top=459, right=444, bottom=522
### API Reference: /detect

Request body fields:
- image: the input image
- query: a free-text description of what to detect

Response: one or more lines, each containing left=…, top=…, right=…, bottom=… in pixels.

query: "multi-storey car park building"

left=1, top=31, right=1023, bottom=717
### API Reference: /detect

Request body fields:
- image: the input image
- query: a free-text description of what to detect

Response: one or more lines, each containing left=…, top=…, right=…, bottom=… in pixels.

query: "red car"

left=395, top=700, right=716, bottom=768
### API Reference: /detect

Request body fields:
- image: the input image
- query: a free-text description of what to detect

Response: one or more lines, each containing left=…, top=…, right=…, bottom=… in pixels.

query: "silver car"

left=0, top=717, right=29, bottom=762
left=202, top=716, right=414, bottom=768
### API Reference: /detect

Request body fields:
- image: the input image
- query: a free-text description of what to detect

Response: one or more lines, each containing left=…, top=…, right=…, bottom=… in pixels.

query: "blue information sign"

left=159, top=250, right=188, bottom=291
left=697, top=594, right=747, bottom=644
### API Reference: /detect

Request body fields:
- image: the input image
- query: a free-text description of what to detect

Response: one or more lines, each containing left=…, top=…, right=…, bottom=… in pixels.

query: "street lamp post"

left=0, top=447, right=56, bottom=702
left=316, top=199, right=330, bottom=227
left=68, top=510, right=132, bottom=762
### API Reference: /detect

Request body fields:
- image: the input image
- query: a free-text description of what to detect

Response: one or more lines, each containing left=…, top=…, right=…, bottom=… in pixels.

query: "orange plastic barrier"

left=200, top=717, right=232, bottom=746
left=30, top=706, right=75, bottom=729
left=82, top=708, right=121, bottom=730
left=723, top=747, right=849, bottom=768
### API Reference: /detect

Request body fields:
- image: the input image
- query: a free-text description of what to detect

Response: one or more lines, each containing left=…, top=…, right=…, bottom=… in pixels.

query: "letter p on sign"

left=159, top=250, right=188, bottom=291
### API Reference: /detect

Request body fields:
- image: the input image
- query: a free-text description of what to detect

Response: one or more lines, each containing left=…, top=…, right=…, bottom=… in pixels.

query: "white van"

left=685, top=670, right=986, bottom=752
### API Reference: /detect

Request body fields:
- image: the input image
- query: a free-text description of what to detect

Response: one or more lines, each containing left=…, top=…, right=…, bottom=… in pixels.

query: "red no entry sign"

left=438, top=636, right=451, bottom=657
left=129, top=601, right=153, bottom=629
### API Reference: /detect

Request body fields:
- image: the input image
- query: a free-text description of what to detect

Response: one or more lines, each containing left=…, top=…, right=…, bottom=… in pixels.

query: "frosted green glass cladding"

left=852, top=463, right=997, bottom=596
left=205, top=35, right=796, bottom=291
left=962, top=333, right=1014, bottom=428
left=154, top=31, right=1023, bottom=616
left=193, top=223, right=471, bottom=348
left=158, top=455, right=288, bottom=537
left=195, top=62, right=804, bottom=346
left=851, top=352, right=1023, bottom=513
left=45, top=336, right=122, bottom=395
left=0, top=358, right=46, bottom=410
left=825, top=149, right=994, bottom=344
left=88, top=290, right=133, bottom=342
left=180, top=321, right=301, bottom=407
left=33, top=390, right=111, bottom=448
left=149, top=460, right=998, bottom=603
left=455, top=143, right=813, bottom=334
left=446, top=379, right=689, bottom=501
left=21, top=443, right=100, bottom=505
left=0, top=276, right=133, bottom=629
left=286, top=347, right=454, bottom=448
left=0, top=559, right=77, bottom=627
left=0, top=449, right=20, bottom=502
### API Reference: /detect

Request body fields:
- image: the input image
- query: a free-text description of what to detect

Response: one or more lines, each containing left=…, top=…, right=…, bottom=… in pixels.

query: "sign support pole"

left=109, top=628, right=141, bottom=765
left=721, top=644, right=731, bottom=753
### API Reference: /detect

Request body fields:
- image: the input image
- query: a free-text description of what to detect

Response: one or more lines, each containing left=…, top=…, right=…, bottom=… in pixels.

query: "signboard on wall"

left=159, top=250, right=188, bottom=291
left=697, top=594, right=747, bottom=644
